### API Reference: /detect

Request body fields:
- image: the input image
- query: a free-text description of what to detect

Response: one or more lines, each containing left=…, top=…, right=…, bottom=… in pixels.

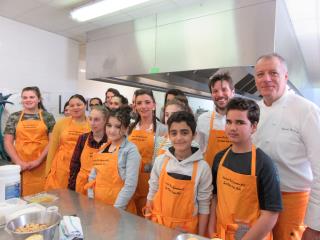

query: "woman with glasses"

left=89, top=97, right=102, bottom=110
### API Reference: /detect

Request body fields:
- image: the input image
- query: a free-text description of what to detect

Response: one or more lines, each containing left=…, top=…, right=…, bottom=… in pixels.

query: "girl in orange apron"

left=128, top=89, right=167, bottom=216
left=144, top=111, right=212, bottom=236
left=68, top=106, right=108, bottom=195
left=45, top=94, right=90, bottom=190
left=208, top=97, right=282, bottom=240
left=85, top=106, right=141, bottom=213
left=4, top=87, right=55, bottom=196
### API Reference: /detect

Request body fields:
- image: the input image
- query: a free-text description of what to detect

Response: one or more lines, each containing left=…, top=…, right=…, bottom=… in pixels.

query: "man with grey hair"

left=253, top=53, right=320, bottom=239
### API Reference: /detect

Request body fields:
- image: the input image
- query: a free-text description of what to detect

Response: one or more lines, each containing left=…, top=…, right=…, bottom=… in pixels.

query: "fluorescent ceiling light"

left=70, top=0, right=152, bottom=22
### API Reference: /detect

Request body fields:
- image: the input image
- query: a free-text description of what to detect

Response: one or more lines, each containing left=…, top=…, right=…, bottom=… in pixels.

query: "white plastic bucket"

left=0, top=165, right=21, bottom=202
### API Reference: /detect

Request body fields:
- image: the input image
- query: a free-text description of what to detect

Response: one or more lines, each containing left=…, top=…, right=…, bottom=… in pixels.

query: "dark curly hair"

left=226, top=97, right=260, bottom=124
left=107, top=105, right=132, bottom=128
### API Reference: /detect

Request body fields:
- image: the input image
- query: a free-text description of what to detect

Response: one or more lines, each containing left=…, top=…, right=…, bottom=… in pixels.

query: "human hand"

left=26, top=159, right=42, bottom=170
left=143, top=200, right=153, bottom=219
left=302, top=227, right=320, bottom=240
left=18, top=161, right=29, bottom=171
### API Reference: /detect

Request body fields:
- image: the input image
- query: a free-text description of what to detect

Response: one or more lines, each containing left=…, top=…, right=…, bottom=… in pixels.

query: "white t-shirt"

left=195, top=110, right=226, bottom=153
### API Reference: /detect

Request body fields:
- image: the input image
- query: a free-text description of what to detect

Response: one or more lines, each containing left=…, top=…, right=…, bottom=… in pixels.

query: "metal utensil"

left=175, top=233, right=212, bottom=240
left=6, top=211, right=61, bottom=240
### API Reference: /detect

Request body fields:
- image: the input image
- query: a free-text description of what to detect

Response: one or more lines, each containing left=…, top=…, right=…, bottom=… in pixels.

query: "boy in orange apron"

left=196, top=73, right=234, bottom=168
left=144, top=111, right=212, bottom=236
left=208, top=97, right=282, bottom=240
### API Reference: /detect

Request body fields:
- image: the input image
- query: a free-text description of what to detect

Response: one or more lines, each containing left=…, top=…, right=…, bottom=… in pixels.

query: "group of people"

left=3, top=53, right=320, bottom=240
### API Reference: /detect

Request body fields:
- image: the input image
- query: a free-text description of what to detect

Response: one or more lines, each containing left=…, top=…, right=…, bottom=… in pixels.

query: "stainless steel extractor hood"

left=92, top=66, right=260, bottom=100
left=86, top=0, right=309, bottom=98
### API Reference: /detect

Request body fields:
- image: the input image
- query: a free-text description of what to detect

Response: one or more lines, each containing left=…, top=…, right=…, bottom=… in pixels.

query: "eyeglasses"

left=89, top=103, right=100, bottom=107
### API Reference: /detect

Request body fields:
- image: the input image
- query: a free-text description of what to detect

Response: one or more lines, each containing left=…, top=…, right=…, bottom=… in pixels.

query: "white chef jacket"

left=195, top=110, right=226, bottom=153
left=252, top=90, right=320, bottom=230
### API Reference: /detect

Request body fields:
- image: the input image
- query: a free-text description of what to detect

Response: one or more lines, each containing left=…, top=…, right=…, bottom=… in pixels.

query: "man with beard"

left=196, top=72, right=235, bottom=167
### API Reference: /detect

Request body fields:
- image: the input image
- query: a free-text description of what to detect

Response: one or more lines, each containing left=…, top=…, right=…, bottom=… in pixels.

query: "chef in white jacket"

left=252, top=53, right=320, bottom=240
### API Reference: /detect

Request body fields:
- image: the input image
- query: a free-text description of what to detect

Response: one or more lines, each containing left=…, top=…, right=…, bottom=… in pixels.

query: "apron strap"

left=219, top=147, right=231, bottom=168
left=83, top=180, right=96, bottom=190
left=251, top=145, right=257, bottom=176
left=18, top=111, right=24, bottom=122
left=157, top=157, right=170, bottom=219
left=209, top=112, right=215, bottom=130
left=191, top=161, right=198, bottom=181
left=38, top=110, right=44, bottom=121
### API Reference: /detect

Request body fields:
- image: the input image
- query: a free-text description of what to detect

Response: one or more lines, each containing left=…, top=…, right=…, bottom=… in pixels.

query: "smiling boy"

left=208, top=97, right=282, bottom=240
left=145, top=111, right=212, bottom=236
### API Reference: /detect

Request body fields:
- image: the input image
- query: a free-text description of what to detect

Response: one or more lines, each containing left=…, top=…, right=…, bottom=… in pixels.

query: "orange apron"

left=157, top=133, right=169, bottom=156
left=273, top=191, right=309, bottom=240
left=128, top=129, right=154, bottom=216
left=15, top=111, right=48, bottom=196
left=75, top=136, right=101, bottom=195
left=215, top=145, right=272, bottom=240
left=85, top=143, right=136, bottom=214
left=150, top=157, right=199, bottom=233
left=204, top=112, right=231, bottom=168
left=45, top=118, right=90, bottom=190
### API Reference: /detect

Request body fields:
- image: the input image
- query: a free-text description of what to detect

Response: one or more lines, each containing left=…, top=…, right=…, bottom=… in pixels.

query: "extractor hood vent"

left=235, top=73, right=257, bottom=95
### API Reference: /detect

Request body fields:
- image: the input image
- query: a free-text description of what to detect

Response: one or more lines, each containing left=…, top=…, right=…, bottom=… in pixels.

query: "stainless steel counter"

left=0, top=189, right=180, bottom=240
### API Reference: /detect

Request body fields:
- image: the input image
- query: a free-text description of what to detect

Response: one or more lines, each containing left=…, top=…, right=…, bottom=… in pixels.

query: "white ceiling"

left=0, top=0, right=205, bottom=42
left=0, top=0, right=319, bottom=85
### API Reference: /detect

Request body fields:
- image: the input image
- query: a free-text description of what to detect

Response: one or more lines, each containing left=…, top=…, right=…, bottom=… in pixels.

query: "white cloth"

left=147, top=148, right=213, bottom=215
left=252, top=90, right=320, bottom=230
left=195, top=110, right=226, bottom=153
left=59, top=216, right=83, bottom=240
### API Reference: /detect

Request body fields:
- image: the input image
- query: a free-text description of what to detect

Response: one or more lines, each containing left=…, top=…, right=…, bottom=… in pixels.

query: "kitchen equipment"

left=0, top=198, right=26, bottom=226
left=175, top=233, right=214, bottom=240
left=6, top=210, right=61, bottom=240
left=24, top=192, right=58, bottom=204
left=5, top=203, right=46, bottom=225
left=0, top=165, right=21, bottom=201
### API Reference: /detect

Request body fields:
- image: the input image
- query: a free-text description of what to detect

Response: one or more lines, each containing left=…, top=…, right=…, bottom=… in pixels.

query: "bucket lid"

left=0, top=164, right=21, bottom=174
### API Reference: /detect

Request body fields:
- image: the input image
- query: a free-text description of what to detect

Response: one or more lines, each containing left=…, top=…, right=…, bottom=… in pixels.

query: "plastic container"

left=0, top=165, right=21, bottom=202
left=0, top=198, right=27, bottom=226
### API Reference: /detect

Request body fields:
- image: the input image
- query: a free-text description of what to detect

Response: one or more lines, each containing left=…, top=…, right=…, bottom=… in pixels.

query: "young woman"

left=68, top=105, right=108, bottom=195
left=128, top=89, right=167, bottom=216
left=45, top=94, right=90, bottom=190
left=160, top=89, right=187, bottom=123
left=85, top=107, right=141, bottom=213
left=63, top=101, right=70, bottom=117
left=157, top=99, right=191, bottom=156
left=4, top=86, right=55, bottom=196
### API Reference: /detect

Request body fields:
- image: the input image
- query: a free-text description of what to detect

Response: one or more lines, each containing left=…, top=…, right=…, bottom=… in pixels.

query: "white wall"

left=0, top=16, right=79, bottom=121
left=0, top=16, right=213, bottom=134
